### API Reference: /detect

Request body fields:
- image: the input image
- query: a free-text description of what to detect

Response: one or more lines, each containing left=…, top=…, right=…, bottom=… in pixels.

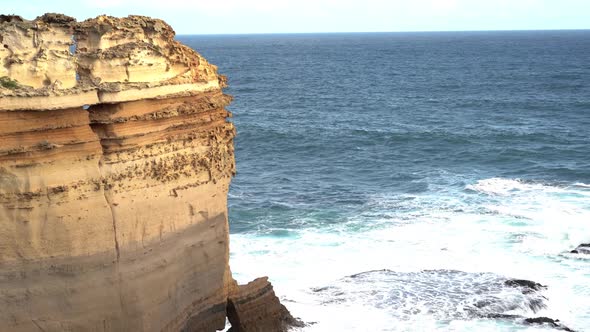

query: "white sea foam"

left=228, top=177, right=590, bottom=331
left=471, top=178, right=590, bottom=253
left=466, top=178, right=566, bottom=196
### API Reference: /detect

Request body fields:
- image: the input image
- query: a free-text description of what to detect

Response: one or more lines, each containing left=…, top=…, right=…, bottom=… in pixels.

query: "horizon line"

left=177, top=28, right=590, bottom=36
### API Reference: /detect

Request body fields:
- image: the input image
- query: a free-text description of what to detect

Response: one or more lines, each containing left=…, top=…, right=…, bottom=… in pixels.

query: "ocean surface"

left=178, top=31, right=590, bottom=331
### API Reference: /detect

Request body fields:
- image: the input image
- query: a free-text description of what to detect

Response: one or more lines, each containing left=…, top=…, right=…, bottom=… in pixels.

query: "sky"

left=1, top=0, right=589, bottom=34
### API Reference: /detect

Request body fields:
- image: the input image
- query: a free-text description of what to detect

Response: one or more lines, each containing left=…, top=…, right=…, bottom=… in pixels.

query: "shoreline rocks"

left=227, top=278, right=304, bottom=332
left=313, top=269, right=576, bottom=331
left=570, top=243, right=590, bottom=254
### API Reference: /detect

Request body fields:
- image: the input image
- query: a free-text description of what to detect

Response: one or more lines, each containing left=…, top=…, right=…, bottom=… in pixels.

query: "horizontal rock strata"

left=227, top=277, right=302, bottom=332
left=0, top=13, right=295, bottom=332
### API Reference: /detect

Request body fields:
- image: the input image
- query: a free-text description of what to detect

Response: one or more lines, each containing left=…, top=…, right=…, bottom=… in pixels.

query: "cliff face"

left=0, top=14, right=294, bottom=332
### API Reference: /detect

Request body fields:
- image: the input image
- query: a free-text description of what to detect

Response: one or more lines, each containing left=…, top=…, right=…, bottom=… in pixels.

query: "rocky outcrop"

left=570, top=243, right=590, bottom=254
left=312, top=269, right=581, bottom=330
left=0, top=14, right=294, bottom=331
left=227, top=278, right=303, bottom=332
left=523, top=317, right=577, bottom=332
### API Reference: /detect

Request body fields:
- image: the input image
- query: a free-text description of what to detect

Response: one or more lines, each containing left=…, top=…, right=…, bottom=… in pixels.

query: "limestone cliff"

left=0, top=14, right=296, bottom=331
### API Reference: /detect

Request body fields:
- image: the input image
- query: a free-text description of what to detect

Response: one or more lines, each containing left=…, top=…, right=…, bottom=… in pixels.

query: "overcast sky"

left=2, top=0, right=589, bottom=34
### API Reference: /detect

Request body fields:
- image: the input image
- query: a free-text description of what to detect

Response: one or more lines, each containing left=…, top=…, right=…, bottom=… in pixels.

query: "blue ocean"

left=178, top=31, right=590, bottom=331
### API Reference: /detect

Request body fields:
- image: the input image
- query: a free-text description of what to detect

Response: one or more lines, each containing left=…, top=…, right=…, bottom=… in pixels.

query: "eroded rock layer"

left=0, top=14, right=294, bottom=332
left=228, top=278, right=302, bottom=332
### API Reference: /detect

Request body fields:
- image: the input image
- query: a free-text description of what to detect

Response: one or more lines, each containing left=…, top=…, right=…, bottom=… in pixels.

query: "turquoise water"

left=179, top=31, right=590, bottom=331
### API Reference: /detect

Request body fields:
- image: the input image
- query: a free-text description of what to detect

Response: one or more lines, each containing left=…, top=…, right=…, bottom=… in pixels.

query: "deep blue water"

left=179, top=31, right=590, bottom=331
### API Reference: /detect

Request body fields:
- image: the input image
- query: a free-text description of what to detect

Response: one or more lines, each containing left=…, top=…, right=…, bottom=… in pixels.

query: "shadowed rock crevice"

left=98, top=159, right=121, bottom=261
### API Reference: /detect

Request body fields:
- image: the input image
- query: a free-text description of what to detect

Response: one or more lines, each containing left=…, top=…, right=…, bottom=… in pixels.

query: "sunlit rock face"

left=0, top=14, right=77, bottom=90
left=0, top=14, right=225, bottom=111
left=74, top=15, right=223, bottom=103
left=0, top=13, right=267, bottom=332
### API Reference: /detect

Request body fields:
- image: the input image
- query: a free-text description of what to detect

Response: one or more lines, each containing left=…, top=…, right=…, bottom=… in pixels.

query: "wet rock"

left=524, top=317, right=577, bottom=332
left=481, top=313, right=523, bottom=319
left=227, top=277, right=304, bottom=332
left=570, top=243, right=590, bottom=254
left=483, top=315, right=577, bottom=332
left=314, top=270, right=549, bottom=320
left=317, top=269, right=575, bottom=331
left=504, top=279, right=547, bottom=292
left=311, top=286, right=333, bottom=292
left=527, top=297, right=547, bottom=313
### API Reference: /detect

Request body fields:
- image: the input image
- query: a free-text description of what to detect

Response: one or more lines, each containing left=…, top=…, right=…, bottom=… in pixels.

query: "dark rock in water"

left=314, top=270, right=574, bottom=329
left=570, top=244, right=590, bottom=254
left=527, top=297, right=548, bottom=313
left=348, top=269, right=391, bottom=278
left=525, top=317, right=560, bottom=324
left=228, top=277, right=304, bottom=332
left=504, top=279, right=547, bottom=293
left=481, top=313, right=523, bottom=320
left=483, top=315, right=577, bottom=332
left=311, top=286, right=333, bottom=292
left=473, top=299, right=495, bottom=309
left=524, top=317, right=577, bottom=332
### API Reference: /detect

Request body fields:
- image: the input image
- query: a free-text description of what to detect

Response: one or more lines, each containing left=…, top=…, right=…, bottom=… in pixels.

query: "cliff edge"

left=0, top=13, right=296, bottom=331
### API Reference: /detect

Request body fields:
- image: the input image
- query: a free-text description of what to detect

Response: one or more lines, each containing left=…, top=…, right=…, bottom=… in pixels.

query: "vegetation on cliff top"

left=0, top=76, right=19, bottom=89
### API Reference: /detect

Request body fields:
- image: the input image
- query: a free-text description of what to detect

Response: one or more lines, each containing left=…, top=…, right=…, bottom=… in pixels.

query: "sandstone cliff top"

left=0, top=14, right=224, bottom=110
left=76, top=15, right=175, bottom=41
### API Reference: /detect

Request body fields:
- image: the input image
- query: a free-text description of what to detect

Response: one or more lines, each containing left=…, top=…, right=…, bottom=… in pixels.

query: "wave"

left=229, top=176, right=590, bottom=330
left=465, top=177, right=566, bottom=196
left=466, top=178, right=590, bottom=254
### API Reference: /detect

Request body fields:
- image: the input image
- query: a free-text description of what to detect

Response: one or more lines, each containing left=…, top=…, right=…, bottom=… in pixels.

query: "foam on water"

left=314, top=270, right=547, bottom=314
left=467, top=178, right=590, bottom=255
left=229, top=177, right=590, bottom=331
left=466, top=178, right=567, bottom=196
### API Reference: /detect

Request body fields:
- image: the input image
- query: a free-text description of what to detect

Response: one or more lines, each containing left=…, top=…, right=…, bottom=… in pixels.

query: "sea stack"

left=0, top=14, right=294, bottom=331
